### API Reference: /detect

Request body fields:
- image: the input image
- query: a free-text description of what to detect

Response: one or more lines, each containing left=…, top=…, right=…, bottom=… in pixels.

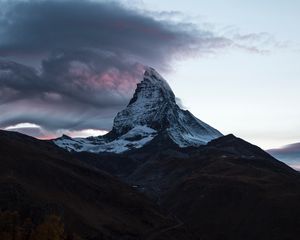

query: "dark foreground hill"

left=2, top=131, right=300, bottom=240
left=76, top=134, right=300, bottom=240
left=0, top=130, right=190, bottom=240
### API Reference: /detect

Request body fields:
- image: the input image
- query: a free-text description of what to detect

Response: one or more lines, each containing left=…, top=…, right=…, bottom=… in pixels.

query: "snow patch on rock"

left=54, top=126, right=157, bottom=153
left=53, top=67, right=223, bottom=153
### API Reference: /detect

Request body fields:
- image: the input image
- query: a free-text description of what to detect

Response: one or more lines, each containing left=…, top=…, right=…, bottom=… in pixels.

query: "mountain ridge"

left=73, top=133, right=300, bottom=240
left=0, top=129, right=191, bottom=239
left=2, top=64, right=300, bottom=239
left=54, top=67, right=222, bottom=153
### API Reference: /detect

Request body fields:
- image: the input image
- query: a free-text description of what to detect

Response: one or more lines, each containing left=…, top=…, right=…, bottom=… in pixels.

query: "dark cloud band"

left=0, top=0, right=269, bottom=137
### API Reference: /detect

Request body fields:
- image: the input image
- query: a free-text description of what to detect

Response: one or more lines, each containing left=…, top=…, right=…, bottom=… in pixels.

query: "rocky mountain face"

left=0, top=130, right=191, bottom=240
left=54, top=67, right=222, bottom=153
left=75, top=134, right=300, bottom=240
left=2, top=127, right=300, bottom=240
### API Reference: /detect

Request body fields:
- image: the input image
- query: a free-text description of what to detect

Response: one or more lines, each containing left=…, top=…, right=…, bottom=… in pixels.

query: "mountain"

left=0, top=130, right=191, bottom=239
left=3, top=131, right=300, bottom=240
left=268, top=142, right=300, bottom=170
left=51, top=66, right=300, bottom=239
left=75, top=134, right=300, bottom=240
left=54, top=67, right=222, bottom=153
left=4, top=64, right=300, bottom=239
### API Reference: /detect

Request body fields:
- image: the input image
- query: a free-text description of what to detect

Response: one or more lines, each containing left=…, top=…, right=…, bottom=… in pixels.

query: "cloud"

left=268, top=142, right=300, bottom=171
left=268, top=142, right=300, bottom=155
left=4, top=122, right=107, bottom=139
left=0, top=0, right=274, bottom=137
left=0, top=0, right=234, bottom=67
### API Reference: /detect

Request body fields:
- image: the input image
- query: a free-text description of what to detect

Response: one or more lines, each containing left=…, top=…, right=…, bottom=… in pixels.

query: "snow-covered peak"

left=127, top=67, right=176, bottom=107
left=54, top=125, right=157, bottom=153
left=54, top=67, right=223, bottom=153
left=112, top=67, right=177, bottom=136
left=111, top=67, right=222, bottom=146
left=143, top=67, right=173, bottom=93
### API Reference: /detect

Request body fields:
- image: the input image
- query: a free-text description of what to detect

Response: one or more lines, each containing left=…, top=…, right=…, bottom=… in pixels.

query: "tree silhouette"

left=0, top=211, right=84, bottom=240
left=31, top=215, right=65, bottom=240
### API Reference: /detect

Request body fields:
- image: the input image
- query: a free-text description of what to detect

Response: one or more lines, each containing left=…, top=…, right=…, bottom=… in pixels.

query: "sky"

left=0, top=0, right=299, bottom=149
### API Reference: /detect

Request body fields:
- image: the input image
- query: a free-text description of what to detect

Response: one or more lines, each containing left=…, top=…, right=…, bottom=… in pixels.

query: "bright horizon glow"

left=5, top=123, right=41, bottom=130
left=4, top=122, right=108, bottom=139
left=62, top=129, right=108, bottom=138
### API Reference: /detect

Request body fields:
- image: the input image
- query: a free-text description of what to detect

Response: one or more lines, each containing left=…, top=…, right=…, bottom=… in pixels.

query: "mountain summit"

left=54, top=67, right=222, bottom=153
left=111, top=67, right=176, bottom=136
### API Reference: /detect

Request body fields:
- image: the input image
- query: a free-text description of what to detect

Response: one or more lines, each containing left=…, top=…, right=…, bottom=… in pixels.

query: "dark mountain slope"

left=45, top=66, right=300, bottom=239
left=0, top=130, right=191, bottom=240
left=75, top=135, right=300, bottom=240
